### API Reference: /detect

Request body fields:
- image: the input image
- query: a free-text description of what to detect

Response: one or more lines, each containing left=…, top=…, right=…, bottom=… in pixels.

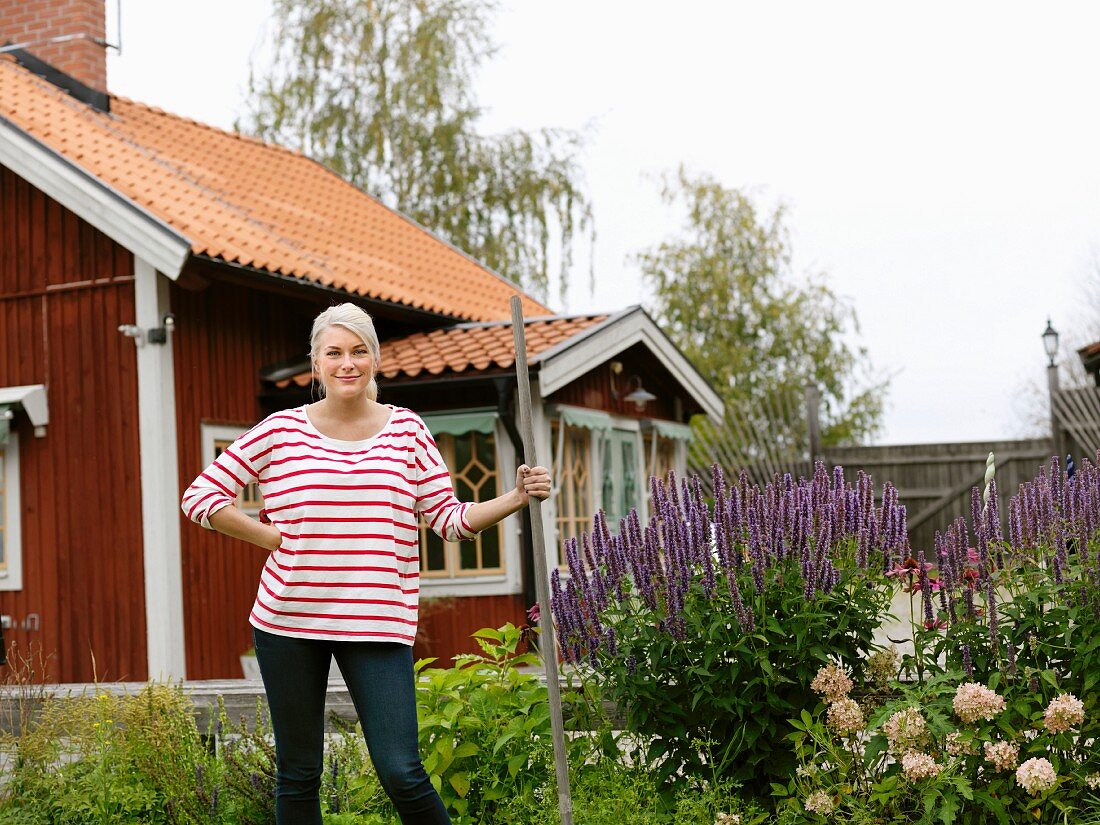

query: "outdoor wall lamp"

left=118, top=313, right=176, bottom=347
left=610, top=360, right=658, bottom=411
left=1042, top=318, right=1059, bottom=367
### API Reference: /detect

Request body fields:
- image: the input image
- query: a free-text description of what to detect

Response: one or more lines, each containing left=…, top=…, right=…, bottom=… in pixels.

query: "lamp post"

left=1043, top=318, right=1063, bottom=458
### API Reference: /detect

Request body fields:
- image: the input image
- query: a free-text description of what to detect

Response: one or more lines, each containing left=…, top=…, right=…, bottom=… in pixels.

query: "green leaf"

left=506, top=753, right=527, bottom=777
left=452, top=742, right=478, bottom=759
left=448, top=771, right=470, bottom=798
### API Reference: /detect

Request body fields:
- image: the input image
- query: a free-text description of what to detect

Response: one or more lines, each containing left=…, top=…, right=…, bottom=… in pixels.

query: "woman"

left=181, top=303, right=551, bottom=824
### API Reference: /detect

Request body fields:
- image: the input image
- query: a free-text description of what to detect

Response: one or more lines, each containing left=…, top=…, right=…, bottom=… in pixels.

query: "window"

left=202, top=424, right=264, bottom=516
left=419, top=430, right=503, bottom=577
left=0, top=430, right=23, bottom=590
left=552, top=422, right=594, bottom=566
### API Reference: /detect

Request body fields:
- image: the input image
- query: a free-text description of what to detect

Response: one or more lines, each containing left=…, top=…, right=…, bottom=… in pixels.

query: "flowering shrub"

left=909, top=456, right=1100, bottom=700
left=779, top=453, right=1100, bottom=822
left=551, top=463, right=900, bottom=786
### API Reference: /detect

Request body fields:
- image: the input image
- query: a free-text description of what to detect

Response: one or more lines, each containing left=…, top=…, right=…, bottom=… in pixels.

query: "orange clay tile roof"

left=273, top=314, right=609, bottom=387
left=0, top=56, right=549, bottom=322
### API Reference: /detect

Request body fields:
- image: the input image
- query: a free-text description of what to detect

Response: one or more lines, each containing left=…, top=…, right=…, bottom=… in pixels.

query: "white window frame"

left=419, top=418, right=523, bottom=598
left=201, top=423, right=263, bottom=517
left=0, top=430, right=23, bottom=591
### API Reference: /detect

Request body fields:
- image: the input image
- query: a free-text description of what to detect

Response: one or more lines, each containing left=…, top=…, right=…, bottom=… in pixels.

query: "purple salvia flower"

left=964, top=586, right=976, bottom=621
left=962, top=644, right=974, bottom=678
left=728, top=571, right=754, bottom=631
left=1006, top=640, right=1016, bottom=676
left=985, top=576, right=999, bottom=652
left=1009, top=498, right=1022, bottom=551
left=565, top=537, right=584, bottom=585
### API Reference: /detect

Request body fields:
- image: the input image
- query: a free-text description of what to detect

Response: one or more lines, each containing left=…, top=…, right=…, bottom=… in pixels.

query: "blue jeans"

left=252, top=627, right=451, bottom=824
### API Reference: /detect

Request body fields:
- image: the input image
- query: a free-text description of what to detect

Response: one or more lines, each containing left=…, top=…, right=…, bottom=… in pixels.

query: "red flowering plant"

left=549, top=462, right=900, bottom=791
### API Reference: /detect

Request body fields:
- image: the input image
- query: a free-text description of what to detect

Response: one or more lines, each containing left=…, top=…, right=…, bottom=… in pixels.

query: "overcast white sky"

left=104, top=1, right=1098, bottom=445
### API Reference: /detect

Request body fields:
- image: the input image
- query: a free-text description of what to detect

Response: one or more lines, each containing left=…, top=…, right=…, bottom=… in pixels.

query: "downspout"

left=495, top=377, right=538, bottom=609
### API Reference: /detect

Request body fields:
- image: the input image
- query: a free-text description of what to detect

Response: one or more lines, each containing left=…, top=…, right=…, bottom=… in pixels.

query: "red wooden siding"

left=412, top=593, right=527, bottom=665
left=172, top=278, right=317, bottom=679
left=0, top=164, right=146, bottom=683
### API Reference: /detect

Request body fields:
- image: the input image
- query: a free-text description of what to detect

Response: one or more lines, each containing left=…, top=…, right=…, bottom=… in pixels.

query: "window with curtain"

left=551, top=421, right=593, bottom=566
left=419, top=430, right=503, bottom=577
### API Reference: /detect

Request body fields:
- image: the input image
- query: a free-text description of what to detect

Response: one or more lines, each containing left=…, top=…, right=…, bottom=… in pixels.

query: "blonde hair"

left=309, top=303, right=381, bottom=401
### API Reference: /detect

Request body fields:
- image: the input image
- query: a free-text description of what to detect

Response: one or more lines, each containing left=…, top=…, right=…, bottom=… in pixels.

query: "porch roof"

left=270, top=313, right=610, bottom=385
left=266, top=306, right=725, bottom=421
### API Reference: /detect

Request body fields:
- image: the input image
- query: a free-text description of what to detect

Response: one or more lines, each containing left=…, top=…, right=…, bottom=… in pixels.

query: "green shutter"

left=0, top=405, right=11, bottom=447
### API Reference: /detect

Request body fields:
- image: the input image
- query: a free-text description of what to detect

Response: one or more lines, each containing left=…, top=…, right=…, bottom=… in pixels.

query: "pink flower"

left=983, top=740, right=1019, bottom=771
left=953, top=682, right=1006, bottom=724
left=1016, top=757, right=1057, bottom=795
left=811, top=663, right=853, bottom=703
left=902, top=751, right=941, bottom=781
left=827, top=698, right=865, bottom=734
left=1043, top=694, right=1085, bottom=734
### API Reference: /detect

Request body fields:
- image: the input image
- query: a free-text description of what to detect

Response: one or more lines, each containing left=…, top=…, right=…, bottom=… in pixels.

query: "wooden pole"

left=509, top=296, right=574, bottom=825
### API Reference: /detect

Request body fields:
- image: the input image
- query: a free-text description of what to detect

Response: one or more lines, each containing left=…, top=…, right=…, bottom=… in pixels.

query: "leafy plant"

left=414, top=622, right=552, bottom=823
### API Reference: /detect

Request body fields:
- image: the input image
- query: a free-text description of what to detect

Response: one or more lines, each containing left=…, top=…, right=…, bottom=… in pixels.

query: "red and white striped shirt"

left=181, top=404, right=475, bottom=644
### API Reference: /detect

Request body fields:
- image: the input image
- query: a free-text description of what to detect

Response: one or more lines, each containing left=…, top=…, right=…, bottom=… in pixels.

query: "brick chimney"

left=0, top=0, right=107, bottom=92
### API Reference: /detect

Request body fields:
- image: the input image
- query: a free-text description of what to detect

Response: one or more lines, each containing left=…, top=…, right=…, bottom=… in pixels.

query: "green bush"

left=0, top=685, right=215, bottom=824
left=414, top=622, right=552, bottom=823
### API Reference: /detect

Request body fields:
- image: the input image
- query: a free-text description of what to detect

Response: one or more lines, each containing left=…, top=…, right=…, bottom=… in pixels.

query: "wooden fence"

left=824, top=438, right=1054, bottom=555
left=1052, top=385, right=1100, bottom=460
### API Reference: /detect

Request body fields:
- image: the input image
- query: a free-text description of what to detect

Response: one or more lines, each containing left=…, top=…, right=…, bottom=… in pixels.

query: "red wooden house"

left=0, top=0, right=722, bottom=683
